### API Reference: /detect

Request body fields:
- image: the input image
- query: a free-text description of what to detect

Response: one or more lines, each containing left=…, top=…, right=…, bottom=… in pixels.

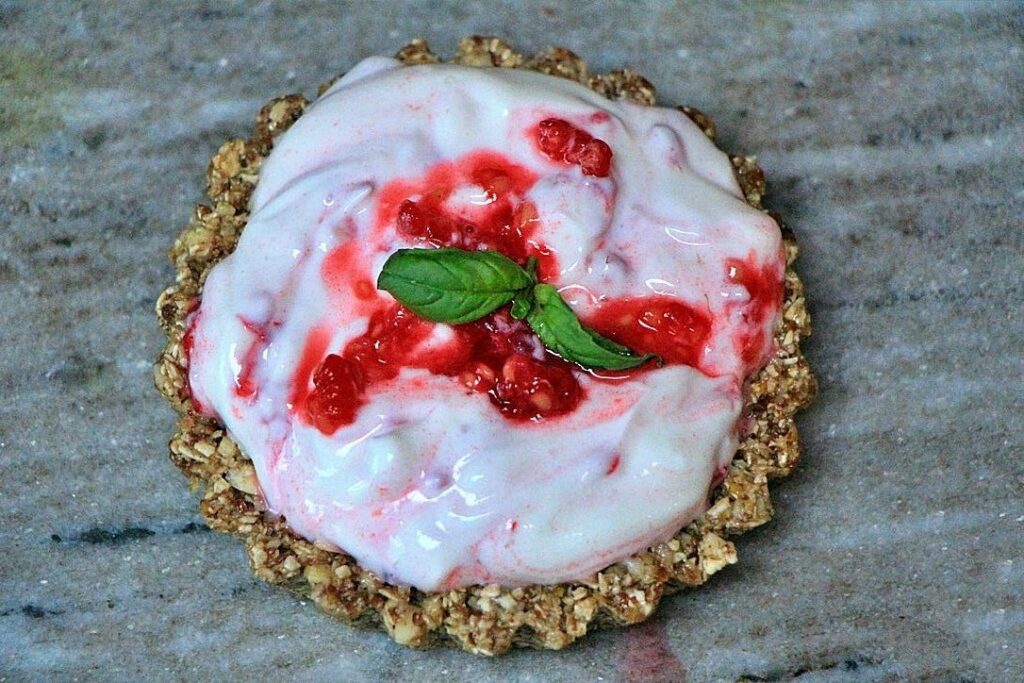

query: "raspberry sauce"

left=181, top=319, right=207, bottom=415
left=191, top=145, right=778, bottom=435
left=304, top=304, right=586, bottom=434
left=234, top=319, right=268, bottom=398
left=587, top=296, right=713, bottom=370
left=725, top=254, right=784, bottom=369
left=375, top=150, right=549, bottom=270
left=293, top=144, right=755, bottom=435
left=303, top=149, right=596, bottom=433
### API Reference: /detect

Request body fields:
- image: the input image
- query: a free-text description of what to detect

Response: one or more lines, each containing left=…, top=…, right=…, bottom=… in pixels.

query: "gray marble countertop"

left=2, top=2, right=1021, bottom=681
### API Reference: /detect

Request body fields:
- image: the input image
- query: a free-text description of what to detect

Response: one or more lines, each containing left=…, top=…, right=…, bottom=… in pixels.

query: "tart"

left=154, top=36, right=816, bottom=654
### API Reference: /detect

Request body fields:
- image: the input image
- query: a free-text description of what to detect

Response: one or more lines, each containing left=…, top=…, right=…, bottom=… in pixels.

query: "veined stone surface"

left=0, top=1, right=1021, bottom=680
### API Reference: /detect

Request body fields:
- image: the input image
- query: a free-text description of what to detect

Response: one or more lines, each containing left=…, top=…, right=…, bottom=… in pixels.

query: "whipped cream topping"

left=187, top=58, right=783, bottom=590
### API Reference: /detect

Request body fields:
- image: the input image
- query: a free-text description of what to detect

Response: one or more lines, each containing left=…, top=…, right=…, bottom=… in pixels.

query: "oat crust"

left=154, top=37, right=817, bottom=655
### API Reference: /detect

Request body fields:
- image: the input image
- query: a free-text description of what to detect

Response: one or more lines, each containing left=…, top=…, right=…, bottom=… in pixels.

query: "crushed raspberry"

left=492, top=353, right=581, bottom=420
left=301, top=302, right=588, bottom=431
left=306, top=354, right=366, bottom=434
left=381, top=152, right=550, bottom=268
left=588, top=296, right=713, bottom=369
left=376, top=151, right=546, bottom=266
left=304, top=307, right=584, bottom=431
left=343, top=305, right=433, bottom=384
left=396, top=199, right=457, bottom=246
left=427, top=311, right=583, bottom=421
left=535, top=118, right=613, bottom=177
left=458, top=361, right=497, bottom=393
left=574, top=138, right=613, bottom=177
left=472, top=165, right=513, bottom=198
left=537, top=118, right=575, bottom=156
left=304, top=305, right=432, bottom=434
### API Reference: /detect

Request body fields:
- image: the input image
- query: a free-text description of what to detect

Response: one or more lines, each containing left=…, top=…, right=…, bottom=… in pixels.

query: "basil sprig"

left=377, top=248, right=659, bottom=370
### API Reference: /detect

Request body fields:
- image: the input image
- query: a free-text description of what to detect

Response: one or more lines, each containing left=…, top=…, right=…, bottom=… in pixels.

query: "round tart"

left=155, top=37, right=816, bottom=654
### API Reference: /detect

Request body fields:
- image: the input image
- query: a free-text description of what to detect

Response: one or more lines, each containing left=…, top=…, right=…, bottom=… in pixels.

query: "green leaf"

left=510, top=295, right=533, bottom=320
left=524, top=256, right=538, bottom=279
left=526, top=284, right=660, bottom=370
left=377, top=248, right=534, bottom=324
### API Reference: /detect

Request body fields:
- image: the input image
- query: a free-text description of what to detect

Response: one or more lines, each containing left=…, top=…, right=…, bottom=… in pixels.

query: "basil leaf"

left=526, top=284, right=659, bottom=370
left=377, top=248, right=534, bottom=324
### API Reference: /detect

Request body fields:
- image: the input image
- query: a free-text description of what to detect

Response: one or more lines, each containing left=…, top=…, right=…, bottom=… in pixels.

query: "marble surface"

left=1, top=1, right=1021, bottom=681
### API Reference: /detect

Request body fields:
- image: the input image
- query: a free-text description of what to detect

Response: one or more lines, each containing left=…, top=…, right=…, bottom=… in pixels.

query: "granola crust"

left=154, top=37, right=817, bottom=655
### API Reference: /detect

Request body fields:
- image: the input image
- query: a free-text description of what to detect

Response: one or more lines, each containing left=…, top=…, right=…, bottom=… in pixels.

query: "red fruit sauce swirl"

left=306, top=146, right=591, bottom=434
left=198, top=123, right=780, bottom=435
left=725, top=255, right=785, bottom=367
